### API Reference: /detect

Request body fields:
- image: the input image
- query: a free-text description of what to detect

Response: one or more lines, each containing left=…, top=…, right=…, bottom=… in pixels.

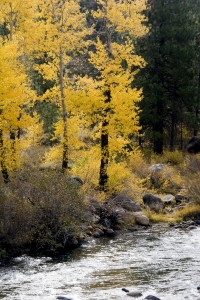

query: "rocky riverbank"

left=77, top=190, right=200, bottom=246
left=1, top=161, right=200, bottom=262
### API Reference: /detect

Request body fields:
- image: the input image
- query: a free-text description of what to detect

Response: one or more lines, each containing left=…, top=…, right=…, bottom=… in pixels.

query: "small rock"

left=122, top=288, right=129, bottom=293
left=197, top=286, right=200, bottom=291
left=145, top=296, right=161, bottom=300
left=57, top=297, right=72, bottom=300
left=87, top=231, right=93, bottom=236
left=175, top=194, right=187, bottom=203
left=174, top=225, right=182, bottom=229
left=91, top=214, right=101, bottom=224
left=127, top=291, right=142, bottom=297
left=104, top=228, right=116, bottom=236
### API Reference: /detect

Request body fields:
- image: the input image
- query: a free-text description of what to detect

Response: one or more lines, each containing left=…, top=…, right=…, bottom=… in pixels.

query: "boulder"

left=162, top=194, right=175, bottom=205
left=186, top=136, right=200, bottom=153
left=143, top=194, right=164, bottom=212
left=133, top=212, right=150, bottom=226
left=149, top=164, right=166, bottom=173
left=108, top=195, right=142, bottom=212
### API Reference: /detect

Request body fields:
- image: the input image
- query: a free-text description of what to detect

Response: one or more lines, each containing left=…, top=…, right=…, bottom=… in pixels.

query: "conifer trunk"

left=0, top=129, right=9, bottom=183
left=170, top=114, right=176, bottom=151
left=59, top=49, right=69, bottom=170
left=153, top=101, right=164, bottom=154
left=194, top=72, right=200, bottom=136
left=99, top=90, right=110, bottom=191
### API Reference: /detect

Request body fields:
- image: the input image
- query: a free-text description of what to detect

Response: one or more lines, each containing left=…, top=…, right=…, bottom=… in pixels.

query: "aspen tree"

left=33, top=0, right=89, bottom=170
left=85, top=0, right=146, bottom=190
left=0, top=1, right=41, bottom=182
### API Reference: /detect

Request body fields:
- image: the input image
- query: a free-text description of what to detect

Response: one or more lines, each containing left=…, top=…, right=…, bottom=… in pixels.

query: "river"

left=0, top=225, right=200, bottom=300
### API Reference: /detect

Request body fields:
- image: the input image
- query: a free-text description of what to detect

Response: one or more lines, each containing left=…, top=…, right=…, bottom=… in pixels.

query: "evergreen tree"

left=139, top=0, right=198, bottom=153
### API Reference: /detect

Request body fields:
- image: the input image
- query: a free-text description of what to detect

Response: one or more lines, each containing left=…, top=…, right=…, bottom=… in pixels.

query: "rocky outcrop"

left=83, top=195, right=150, bottom=237
left=143, top=194, right=164, bottom=212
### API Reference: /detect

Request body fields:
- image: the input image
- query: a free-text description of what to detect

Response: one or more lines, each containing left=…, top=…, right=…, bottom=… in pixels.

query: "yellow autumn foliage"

left=0, top=40, right=41, bottom=172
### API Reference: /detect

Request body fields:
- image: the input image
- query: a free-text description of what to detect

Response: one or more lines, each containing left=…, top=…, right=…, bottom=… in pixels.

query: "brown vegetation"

left=0, top=168, right=85, bottom=258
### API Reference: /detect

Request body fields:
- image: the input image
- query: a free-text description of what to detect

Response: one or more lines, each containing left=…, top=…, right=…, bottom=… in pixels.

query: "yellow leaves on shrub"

left=151, top=165, right=184, bottom=193
left=107, top=160, right=144, bottom=198
left=128, top=149, right=148, bottom=178
left=71, top=147, right=100, bottom=188
left=161, top=150, right=184, bottom=166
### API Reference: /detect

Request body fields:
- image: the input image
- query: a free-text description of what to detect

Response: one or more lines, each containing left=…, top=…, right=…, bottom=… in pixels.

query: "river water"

left=0, top=225, right=200, bottom=300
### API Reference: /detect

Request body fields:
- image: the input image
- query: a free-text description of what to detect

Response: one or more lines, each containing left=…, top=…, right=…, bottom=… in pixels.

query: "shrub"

left=162, top=150, right=184, bottom=166
left=128, top=149, right=148, bottom=178
left=0, top=168, right=85, bottom=257
left=187, top=174, right=200, bottom=205
left=146, top=165, right=184, bottom=194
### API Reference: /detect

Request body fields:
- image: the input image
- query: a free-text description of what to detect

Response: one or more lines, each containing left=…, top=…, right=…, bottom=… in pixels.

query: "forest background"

left=0, top=0, right=200, bottom=257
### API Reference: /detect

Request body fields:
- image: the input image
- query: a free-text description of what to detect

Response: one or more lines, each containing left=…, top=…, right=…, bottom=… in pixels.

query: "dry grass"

left=172, top=204, right=200, bottom=220
left=145, top=204, right=200, bottom=223
left=145, top=209, right=180, bottom=223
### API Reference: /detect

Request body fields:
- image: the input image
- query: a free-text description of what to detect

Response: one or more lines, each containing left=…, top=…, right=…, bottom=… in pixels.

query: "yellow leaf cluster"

left=0, top=39, right=40, bottom=171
